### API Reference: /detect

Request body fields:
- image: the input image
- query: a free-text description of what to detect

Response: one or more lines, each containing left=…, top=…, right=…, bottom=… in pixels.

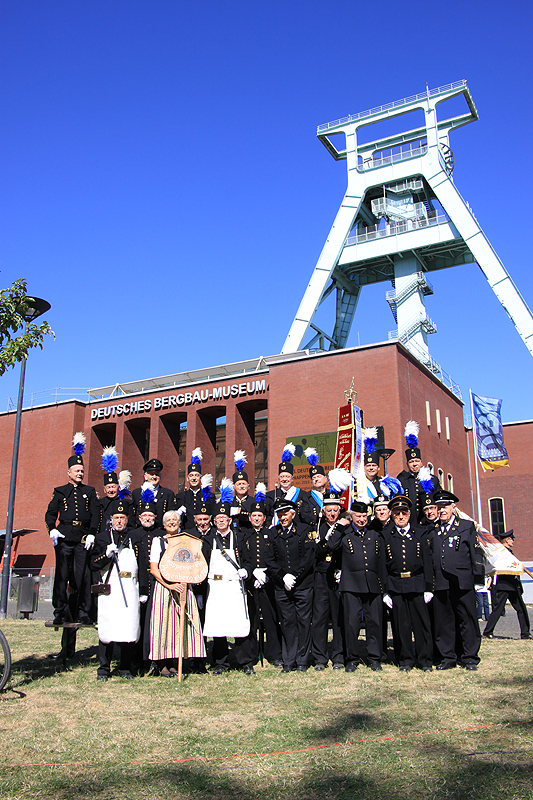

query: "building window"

left=438, top=468, right=444, bottom=486
left=447, top=473, right=453, bottom=492
left=427, top=462, right=434, bottom=474
left=489, top=498, right=506, bottom=537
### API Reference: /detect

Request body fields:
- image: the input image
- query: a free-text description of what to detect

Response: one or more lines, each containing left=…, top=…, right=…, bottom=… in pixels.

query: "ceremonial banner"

left=471, top=392, right=509, bottom=472
left=456, top=508, right=523, bottom=576
left=335, top=404, right=354, bottom=509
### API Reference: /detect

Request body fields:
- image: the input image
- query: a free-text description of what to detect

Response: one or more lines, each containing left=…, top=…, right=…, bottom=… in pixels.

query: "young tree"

left=0, top=279, right=54, bottom=376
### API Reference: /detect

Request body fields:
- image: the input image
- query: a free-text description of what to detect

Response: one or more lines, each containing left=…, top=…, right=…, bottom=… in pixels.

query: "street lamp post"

left=0, top=297, right=51, bottom=619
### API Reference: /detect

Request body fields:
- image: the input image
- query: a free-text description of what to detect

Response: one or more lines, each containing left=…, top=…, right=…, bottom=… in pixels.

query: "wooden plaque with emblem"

left=159, top=534, right=208, bottom=584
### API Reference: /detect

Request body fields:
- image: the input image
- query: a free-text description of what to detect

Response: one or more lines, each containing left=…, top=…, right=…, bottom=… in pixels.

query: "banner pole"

left=470, top=390, right=484, bottom=528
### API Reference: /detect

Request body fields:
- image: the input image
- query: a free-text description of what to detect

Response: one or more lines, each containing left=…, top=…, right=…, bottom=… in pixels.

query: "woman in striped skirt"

left=148, top=510, right=206, bottom=677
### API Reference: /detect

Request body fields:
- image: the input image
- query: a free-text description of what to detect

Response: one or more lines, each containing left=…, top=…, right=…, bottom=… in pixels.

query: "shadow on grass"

left=8, top=643, right=99, bottom=686
left=6, top=751, right=533, bottom=800
left=305, top=711, right=378, bottom=742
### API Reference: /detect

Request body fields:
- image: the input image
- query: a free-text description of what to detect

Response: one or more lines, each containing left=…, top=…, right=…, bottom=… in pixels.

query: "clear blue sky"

left=1, top=0, right=531, bottom=423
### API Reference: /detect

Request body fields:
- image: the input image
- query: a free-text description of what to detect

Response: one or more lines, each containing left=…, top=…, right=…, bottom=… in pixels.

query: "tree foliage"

left=0, top=279, right=54, bottom=376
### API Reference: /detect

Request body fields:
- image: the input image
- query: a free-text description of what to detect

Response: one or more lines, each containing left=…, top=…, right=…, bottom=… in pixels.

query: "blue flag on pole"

left=471, top=393, right=509, bottom=472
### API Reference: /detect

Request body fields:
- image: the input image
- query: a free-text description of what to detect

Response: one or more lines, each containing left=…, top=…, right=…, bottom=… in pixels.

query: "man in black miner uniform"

left=241, top=497, right=283, bottom=667
left=130, top=459, right=174, bottom=528
left=382, top=495, right=434, bottom=672
left=231, top=467, right=254, bottom=533
left=300, top=462, right=328, bottom=525
left=428, top=490, right=484, bottom=670
left=312, top=492, right=345, bottom=670
left=265, top=456, right=307, bottom=526
left=482, top=530, right=532, bottom=640
left=99, top=471, right=131, bottom=532
left=327, top=500, right=386, bottom=672
left=264, top=498, right=315, bottom=672
left=130, top=498, right=165, bottom=673
left=421, top=493, right=439, bottom=526
left=398, top=449, right=441, bottom=526
left=174, top=458, right=204, bottom=531
left=46, top=453, right=100, bottom=626
left=368, top=495, right=392, bottom=533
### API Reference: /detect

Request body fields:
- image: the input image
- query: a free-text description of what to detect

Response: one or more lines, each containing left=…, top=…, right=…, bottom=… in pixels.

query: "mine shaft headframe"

left=316, top=80, right=478, bottom=163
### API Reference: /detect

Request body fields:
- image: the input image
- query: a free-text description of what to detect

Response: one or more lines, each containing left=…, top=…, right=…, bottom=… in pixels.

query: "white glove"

left=325, top=526, right=336, bottom=541
left=383, top=594, right=393, bottom=609
left=84, top=534, right=95, bottom=550
left=49, top=530, right=65, bottom=546
left=176, top=505, right=187, bottom=518
left=283, top=573, right=296, bottom=591
left=139, top=595, right=148, bottom=604
left=254, top=580, right=262, bottom=588
left=230, top=507, right=239, bottom=516
left=253, top=568, right=267, bottom=586
left=424, top=592, right=434, bottom=604
left=237, top=568, right=248, bottom=579
left=335, top=570, right=342, bottom=584
left=106, top=543, right=119, bottom=558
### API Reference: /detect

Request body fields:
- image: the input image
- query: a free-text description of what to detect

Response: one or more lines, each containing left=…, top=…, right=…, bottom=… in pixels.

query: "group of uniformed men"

left=45, top=426, right=530, bottom=680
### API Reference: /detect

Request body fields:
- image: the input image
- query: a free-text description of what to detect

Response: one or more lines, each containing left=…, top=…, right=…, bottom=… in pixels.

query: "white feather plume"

left=328, top=468, right=352, bottom=493
left=234, top=449, right=247, bottom=464
left=72, top=432, right=86, bottom=446
left=404, top=420, right=419, bottom=439
left=141, top=481, right=154, bottom=493
left=201, top=473, right=213, bottom=488
left=220, top=477, right=234, bottom=491
left=191, top=447, right=203, bottom=461
left=118, top=470, right=131, bottom=489
left=255, top=482, right=267, bottom=495
left=418, top=466, right=432, bottom=483
left=304, top=447, right=318, bottom=459
left=363, top=427, right=378, bottom=440
left=282, top=442, right=296, bottom=457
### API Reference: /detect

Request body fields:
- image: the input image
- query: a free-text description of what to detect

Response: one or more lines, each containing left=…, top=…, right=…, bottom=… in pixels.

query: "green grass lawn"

left=0, top=619, right=532, bottom=800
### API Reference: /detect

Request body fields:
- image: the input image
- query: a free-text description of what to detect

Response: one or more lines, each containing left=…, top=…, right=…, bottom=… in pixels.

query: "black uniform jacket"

left=129, top=524, right=165, bottom=597
left=314, top=519, right=343, bottom=576
left=231, top=494, right=255, bottom=532
left=397, top=470, right=442, bottom=524
left=45, top=483, right=100, bottom=543
left=264, top=521, right=315, bottom=590
left=327, top=524, right=386, bottom=595
left=428, top=516, right=484, bottom=591
left=381, top=525, right=433, bottom=594
left=174, top=488, right=204, bottom=531
left=130, top=485, right=175, bottom=527
left=241, top=525, right=272, bottom=575
left=91, top=527, right=143, bottom=591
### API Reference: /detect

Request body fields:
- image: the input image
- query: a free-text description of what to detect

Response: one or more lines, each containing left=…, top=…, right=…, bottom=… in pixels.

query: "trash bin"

left=16, top=576, right=40, bottom=617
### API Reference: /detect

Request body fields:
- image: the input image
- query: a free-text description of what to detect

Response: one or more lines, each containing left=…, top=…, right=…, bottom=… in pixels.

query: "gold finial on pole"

left=344, top=377, right=357, bottom=404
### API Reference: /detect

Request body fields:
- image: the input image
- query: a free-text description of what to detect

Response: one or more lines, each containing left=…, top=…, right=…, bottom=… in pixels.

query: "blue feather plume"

left=304, top=447, right=319, bottom=466
left=381, top=476, right=403, bottom=497
left=118, top=487, right=131, bottom=499
left=234, top=450, right=247, bottom=471
left=191, top=447, right=202, bottom=466
left=219, top=478, right=234, bottom=505
left=202, top=485, right=213, bottom=501
left=141, top=485, right=155, bottom=504
left=101, top=446, right=119, bottom=473
left=404, top=420, right=419, bottom=449
left=417, top=467, right=434, bottom=493
left=72, top=432, right=86, bottom=456
left=282, top=443, right=295, bottom=462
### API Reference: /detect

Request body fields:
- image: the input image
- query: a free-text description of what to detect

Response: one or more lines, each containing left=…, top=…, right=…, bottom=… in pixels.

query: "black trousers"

left=52, top=540, right=92, bottom=617
left=433, top=580, right=481, bottom=666
left=483, top=587, right=530, bottom=637
left=311, top=572, right=344, bottom=665
left=274, top=584, right=313, bottom=668
left=342, top=591, right=383, bottom=665
left=97, top=641, right=135, bottom=676
left=235, top=583, right=283, bottom=667
left=390, top=592, right=432, bottom=669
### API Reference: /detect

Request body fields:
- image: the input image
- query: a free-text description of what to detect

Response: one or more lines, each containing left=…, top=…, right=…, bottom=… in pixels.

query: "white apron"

left=97, top=542, right=140, bottom=645
left=203, top=534, right=250, bottom=638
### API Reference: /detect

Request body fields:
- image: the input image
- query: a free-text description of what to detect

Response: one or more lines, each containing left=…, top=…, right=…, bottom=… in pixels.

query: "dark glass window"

left=489, top=498, right=505, bottom=537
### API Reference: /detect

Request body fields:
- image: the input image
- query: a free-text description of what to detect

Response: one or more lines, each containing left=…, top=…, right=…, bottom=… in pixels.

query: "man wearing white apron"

left=203, top=497, right=250, bottom=674
left=91, top=499, right=143, bottom=681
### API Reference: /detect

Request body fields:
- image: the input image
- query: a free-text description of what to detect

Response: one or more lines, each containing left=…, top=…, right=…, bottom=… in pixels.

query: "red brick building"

left=0, top=342, right=481, bottom=572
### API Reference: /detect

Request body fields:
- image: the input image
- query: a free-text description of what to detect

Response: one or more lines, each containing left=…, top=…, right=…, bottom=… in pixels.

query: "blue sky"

left=1, top=0, right=531, bottom=422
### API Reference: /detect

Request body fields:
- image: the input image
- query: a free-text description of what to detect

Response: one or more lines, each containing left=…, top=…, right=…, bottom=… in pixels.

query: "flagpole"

left=469, top=389, right=483, bottom=527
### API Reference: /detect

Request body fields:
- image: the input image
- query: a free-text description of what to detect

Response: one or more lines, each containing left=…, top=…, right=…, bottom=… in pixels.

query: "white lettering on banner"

left=90, top=379, right=267, bottom=422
